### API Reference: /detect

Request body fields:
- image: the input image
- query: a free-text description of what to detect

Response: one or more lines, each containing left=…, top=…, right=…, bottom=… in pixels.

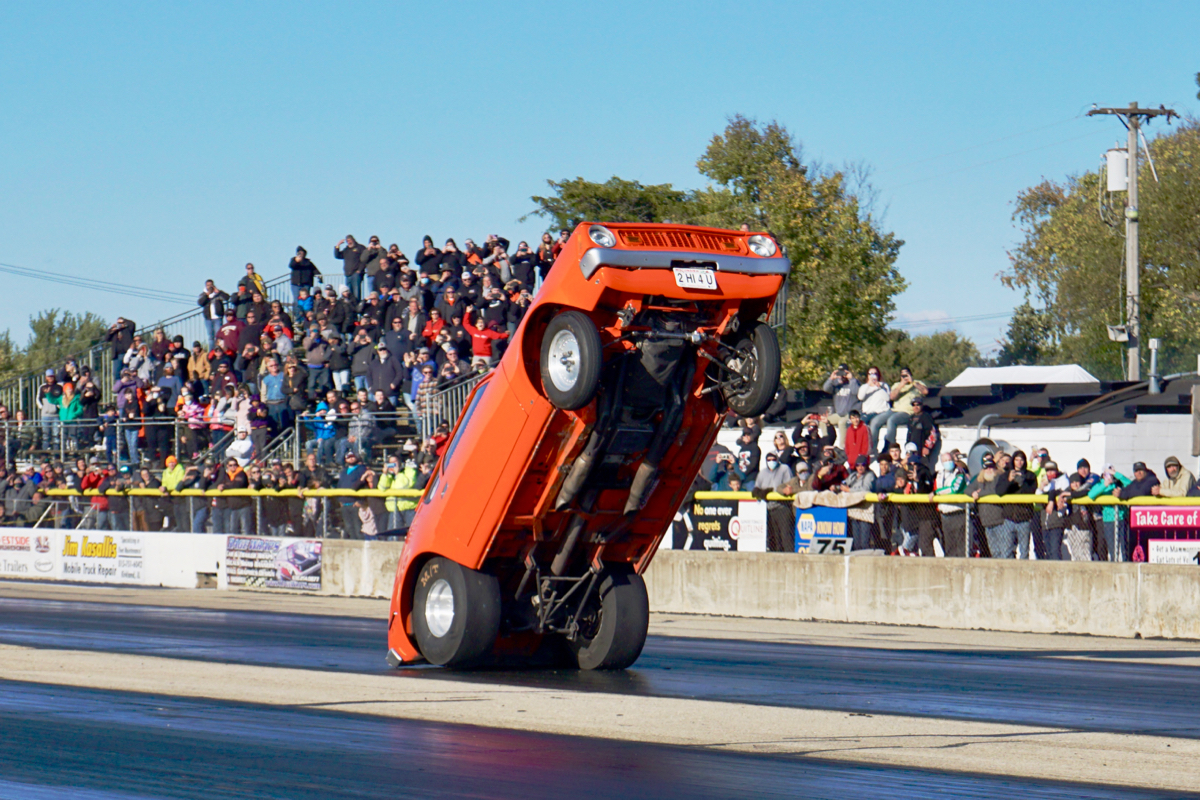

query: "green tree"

left=1002, top=119, right=1200, bottom=379
left=526, top=116, right=907, bottom=387
left=524, top=177, right=691, bottom=230
left=996, top=301, right=1056, bottom=366
left=693, top=117, right=906, bottom=385
left=875, top=329, right=982, bottom=387
left=20, top=309, right=108, bottom=374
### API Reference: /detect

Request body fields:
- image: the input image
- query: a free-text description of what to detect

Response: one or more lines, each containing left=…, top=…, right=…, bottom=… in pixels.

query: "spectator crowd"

left=706, top=363, right=1200, bottom=562
left=0, top=229, right=574, bottom=537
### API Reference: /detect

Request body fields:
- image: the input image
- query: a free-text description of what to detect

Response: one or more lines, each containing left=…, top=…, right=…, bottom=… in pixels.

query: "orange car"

left=387, top=222, right=787, bottom=669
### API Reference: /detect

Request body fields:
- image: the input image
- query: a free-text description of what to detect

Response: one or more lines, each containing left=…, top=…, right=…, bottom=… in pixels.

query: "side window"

left=423, top=382, right=488, bottom=505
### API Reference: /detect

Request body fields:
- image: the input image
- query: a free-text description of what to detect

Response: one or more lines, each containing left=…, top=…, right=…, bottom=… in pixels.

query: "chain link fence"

left=34, top=488, right=422, bottom=540
left=697, top=492, right=1173, bottom=562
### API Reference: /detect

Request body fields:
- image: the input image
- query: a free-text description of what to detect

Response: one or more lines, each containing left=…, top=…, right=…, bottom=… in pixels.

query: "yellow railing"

left=44, top=488, right=425, bottom=499
left=693, top=491, right=1195, bottom=506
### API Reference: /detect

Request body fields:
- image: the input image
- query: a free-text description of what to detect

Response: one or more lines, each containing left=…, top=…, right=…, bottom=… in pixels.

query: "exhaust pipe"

left=551, top=514, right=587, bottom=576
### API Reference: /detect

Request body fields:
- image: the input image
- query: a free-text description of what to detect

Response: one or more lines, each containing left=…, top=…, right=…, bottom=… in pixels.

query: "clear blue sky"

left=2, top=1, right=1197, bottom=356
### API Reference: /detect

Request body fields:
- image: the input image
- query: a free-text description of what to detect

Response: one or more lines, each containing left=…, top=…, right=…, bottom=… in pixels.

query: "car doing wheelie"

left=387, top=222, right=787, bottom=670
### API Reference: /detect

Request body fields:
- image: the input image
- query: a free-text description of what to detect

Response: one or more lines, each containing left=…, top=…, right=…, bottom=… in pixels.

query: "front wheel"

left=722, top=322, right=781, bottom=418
left=540, top=310, right=602, bottom=410
left=570, top=565, right=649, bottom=670
left=411, top=557, right=501, bottom=667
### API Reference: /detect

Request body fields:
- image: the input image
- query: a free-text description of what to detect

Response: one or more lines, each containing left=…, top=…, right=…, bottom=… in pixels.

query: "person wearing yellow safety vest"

left=160, top=455, right=190, bottom=532
left=378, top=457, right=419, bottom=530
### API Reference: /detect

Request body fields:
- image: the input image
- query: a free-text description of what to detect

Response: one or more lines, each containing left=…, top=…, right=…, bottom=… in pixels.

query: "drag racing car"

left=387, top=222, right=787, bottom=669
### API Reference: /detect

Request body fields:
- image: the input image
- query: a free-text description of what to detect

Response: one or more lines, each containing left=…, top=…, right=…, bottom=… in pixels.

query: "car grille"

left=618, top=229, right=743, bottom=254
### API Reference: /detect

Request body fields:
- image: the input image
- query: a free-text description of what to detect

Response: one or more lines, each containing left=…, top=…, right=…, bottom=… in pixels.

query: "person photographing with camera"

left=821, top=363, right=860, bottom=450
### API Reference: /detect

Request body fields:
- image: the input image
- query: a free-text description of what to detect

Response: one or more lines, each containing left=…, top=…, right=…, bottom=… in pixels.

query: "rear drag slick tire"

left=570, top=566, right=649, bottom=670
left=412, top=557, right=501, bottom=667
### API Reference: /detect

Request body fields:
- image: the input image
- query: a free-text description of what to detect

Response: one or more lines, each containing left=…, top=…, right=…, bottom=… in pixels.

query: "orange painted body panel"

left=387, top=223, right=785, bottom=662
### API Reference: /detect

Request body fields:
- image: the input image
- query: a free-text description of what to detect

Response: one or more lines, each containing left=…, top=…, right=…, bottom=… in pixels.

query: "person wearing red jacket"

left=215, top=310, right=244, bottom=356
left=421, top=308, right=445, bottom=346
left=462, top=313, right=509, bottom=369
left=843, top=410, right=870, bottom=469
left=80, top=461, right=110, bottom=529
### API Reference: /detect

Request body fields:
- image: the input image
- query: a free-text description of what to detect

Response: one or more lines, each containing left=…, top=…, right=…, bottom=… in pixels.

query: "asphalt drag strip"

left=0, top=679, right=1192, bottom=800
left=2, top=642, right=1200, bottom=795
left=3, top=595, right=1200, bottom=739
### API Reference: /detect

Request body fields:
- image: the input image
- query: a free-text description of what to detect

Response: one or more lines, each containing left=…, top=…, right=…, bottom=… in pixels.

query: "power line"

left=0, top=261, right=195, bottom=304
left=890, top=130, right=1108, bottom=191
left=892, top=311, right=1012, bottom=329
left=879, top=114, right=1084, bottom=175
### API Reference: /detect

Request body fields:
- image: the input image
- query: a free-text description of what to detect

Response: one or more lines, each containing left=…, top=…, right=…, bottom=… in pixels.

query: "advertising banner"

left=669, top=499, right=767, bottom=552
left=60, top=532, right=142, bottom=584
left=0, top=528, right=225, bottom=588
left=0, top=531, right=58, bottom=580
left=794, top=507, right=851, bottom=553
left=1131, top=507, right=1200, bottom=530
left=1148, top=539, right=1200, bottom=565
left=226, top=536, right=322, bottom=590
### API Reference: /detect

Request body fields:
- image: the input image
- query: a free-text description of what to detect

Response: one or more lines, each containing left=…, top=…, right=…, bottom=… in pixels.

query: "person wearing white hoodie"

left=225, top=427, right=255, bottom=468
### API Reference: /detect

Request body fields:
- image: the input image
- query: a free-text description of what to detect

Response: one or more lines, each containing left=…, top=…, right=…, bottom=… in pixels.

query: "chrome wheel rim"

left=726, top=345, right=757, bottom=397
left=547, top=329, right=580, bottom=392
left=424, top=578, right=455, bottom=638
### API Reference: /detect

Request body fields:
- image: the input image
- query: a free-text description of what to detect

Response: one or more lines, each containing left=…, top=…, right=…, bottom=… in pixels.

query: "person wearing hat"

left=367, top=341, right=404, bottom=406
left=1119, top=461, right=1159, bottom=501
left=997, top=450, right=1038, bottom=559
left=436, top=285, right=468, bottom=324
left=1087, top=463, right=1132, bottom=560
left=393, top=270, right=420, bottom=307
left=79, top=458, right=110, bottom=531
left=841, top=455, right=877, bottom=552
left=37, top=369, right=63, bottom=451
left=159, top=454, right=188, bottom=531
left=904, top=398, right=940, bottom=468
left=215, top=308, right=244, bottom=356
left=967, top=453, right=1015, bottom=558
left=822, top=364, right=861, bottom=450
left=211, top=455, right=251, bottom=535
left=458, top=270, right=481, bottom=307
left=1034, top=461, right=1070, bottom=560
left=335, top=449, right=368, bottom=539
left=378, top=456, right=419, bottom=530
left=1153, top=455, right=1195, bottom=497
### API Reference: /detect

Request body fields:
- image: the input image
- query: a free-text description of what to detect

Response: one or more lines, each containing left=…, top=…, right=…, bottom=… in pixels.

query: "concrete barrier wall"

left=319, top=539, right=405, bottom=599
left=642, top=551, right=1200, bottom=639
left=21, top=532, right=1179, bottom=640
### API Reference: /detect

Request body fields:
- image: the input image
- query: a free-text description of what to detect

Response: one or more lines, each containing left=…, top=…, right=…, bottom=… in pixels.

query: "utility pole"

left=1088, top=102, right=1177, bottom=381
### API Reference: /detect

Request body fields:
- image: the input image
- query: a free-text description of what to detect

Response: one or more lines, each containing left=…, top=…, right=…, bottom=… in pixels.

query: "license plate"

left=673, top=267, right=718, bottom=291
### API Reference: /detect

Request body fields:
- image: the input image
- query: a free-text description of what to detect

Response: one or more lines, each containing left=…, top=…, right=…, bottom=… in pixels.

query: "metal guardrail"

left=258, top=426, right=296, bottom=465
left=418, top=371, right=487, bottom=437
left=0, top=273, right=291, bottom=419
left=293, top=408, right=420, bottom=467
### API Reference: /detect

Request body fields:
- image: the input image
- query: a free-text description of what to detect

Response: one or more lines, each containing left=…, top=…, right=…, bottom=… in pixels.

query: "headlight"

left=747, top=234, right=777, bottom=257
left=588, top=224, right=617, bottom=248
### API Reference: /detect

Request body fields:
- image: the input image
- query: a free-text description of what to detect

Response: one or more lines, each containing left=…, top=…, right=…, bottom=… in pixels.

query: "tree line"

left=525, top=115, right=981, bottom=387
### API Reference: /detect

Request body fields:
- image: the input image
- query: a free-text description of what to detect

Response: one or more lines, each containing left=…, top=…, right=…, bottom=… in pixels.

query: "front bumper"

left=578, top=248, right=790, bottom=279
